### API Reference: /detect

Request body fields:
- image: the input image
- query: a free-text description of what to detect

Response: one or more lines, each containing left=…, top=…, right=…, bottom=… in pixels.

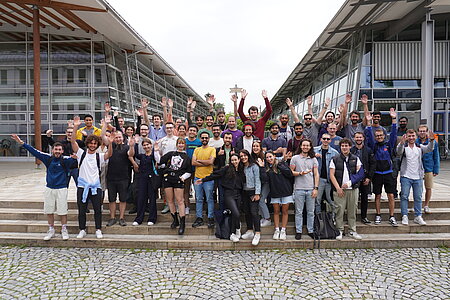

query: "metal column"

left=32, top=6, right=42, bottom=165
left=421, top=13, right=434, bottom=128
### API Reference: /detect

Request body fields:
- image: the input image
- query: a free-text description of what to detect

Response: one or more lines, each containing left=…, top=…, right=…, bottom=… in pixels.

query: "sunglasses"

left=322, top=138, right=331, bottom=141
left=304, top=118, right=312, bottom=120
left=200, top=137, right=209, bottom=140
left=375, top=135, right=384, bottom=138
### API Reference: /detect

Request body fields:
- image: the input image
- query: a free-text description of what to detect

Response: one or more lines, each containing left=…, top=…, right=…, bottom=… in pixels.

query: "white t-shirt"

left=329, top=155, right=362, bottom=189
left=208, top=138, right=224, bottom=149
left=158, top=135, right=178, bottom=156
left=243, top=137, right=253, bottom=153
left=76, top=148, right=105, bottom=185
left=404, top=146, right=421, bottom=180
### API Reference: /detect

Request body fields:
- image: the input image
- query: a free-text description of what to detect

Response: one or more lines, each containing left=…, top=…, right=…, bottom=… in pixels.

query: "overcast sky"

left=107, top=0, right=346, bottom=113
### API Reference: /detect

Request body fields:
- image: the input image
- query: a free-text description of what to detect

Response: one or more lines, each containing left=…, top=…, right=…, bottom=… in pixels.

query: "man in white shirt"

left=157, top=122, right=178, bottom=156
left=208, top=124, right=224, bottom=148
left=329, top=138, right=365, bottom=240
left=397, top=129, right=435, bottom=226
left=71, top=116, right=114, bottom=239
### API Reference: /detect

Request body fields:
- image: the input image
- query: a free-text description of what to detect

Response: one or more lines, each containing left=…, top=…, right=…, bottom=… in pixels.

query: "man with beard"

left=184, top=125, right=202, bottom=215
left=340, top=94, right=366, bottom=144
left=141, top=98, right=166, bottom=141
left=12, top=135, right=77, bottom=241
left=216, top=111, right=227, bottom=131
left=198, top=115, right=214, bottom=139
left=214, top=132, right=234, bottom=210
left=417, top=125, right=440, bottom=214
left=75, top=114, right=101, bottom=142
left=278, top=114, right=293, bottom=142
left=350, top=132, right=375, bottom=224
left=235, top=122, right=258, bottom=153
left=262, top=123, right=287, bottom=159
left=72, top=116, right=114, bottom=239
left=303, top=95, right=329, bottom=146
left=287, top=122, right=305, bottom=153
left=220, top=116, right=243, bottom=147
left=397, top=117, right=409, bottom=136
left=192, top=132, right=216, bottom=228
left=238, top=89, right=273, bottom=140
left=320, top=123, right=342, bottom=152
left=208, top=124, right=224, bottom=148
left=60, top=125, right=84, bottom=186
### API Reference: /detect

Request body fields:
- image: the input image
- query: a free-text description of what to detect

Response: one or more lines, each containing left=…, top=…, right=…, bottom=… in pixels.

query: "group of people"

left=12, top=89, right=440, bottom=245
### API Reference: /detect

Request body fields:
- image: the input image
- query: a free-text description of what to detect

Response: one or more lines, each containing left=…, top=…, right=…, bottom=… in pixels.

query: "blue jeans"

left=259, top=183, right=270, bottom=219
left=316, top=178, right=334, bottom=213
left=400, top=177, right=423, bottom=217
left=294, top=189, right=315, bottom=233
left=194, top=178, right=215, bottom=219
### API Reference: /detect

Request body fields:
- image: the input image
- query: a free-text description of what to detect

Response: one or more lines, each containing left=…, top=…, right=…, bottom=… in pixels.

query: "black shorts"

left=372, top=173, right=396, bottom=195
left=107, top=180, right=130, bottom=203
left=163, top=175, right=184, bottom=189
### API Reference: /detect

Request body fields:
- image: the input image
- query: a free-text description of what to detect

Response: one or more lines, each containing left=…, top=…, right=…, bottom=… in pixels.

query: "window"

left=67, top=69, right=74, bottom=83
left=52, top=69, right=58, bottom=85
left=19, top=69, right=26, bottom=85
left=79, top=69, right=86, bottom=83
left=0, top=70, right=6, bottom=85
left=95, top=68, right=102, bottom=83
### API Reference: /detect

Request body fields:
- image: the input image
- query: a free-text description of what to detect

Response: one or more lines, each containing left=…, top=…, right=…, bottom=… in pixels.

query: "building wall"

left=0, top=30, right=206, bottom=157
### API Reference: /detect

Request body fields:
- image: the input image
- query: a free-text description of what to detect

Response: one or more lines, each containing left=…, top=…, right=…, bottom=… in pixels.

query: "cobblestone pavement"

left=0, top=247, right=448, bottom=299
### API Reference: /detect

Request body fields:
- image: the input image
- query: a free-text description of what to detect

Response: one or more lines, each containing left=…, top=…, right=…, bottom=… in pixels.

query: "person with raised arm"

left=339, top=94, right=366, bottom=144
left=262, top=123, right=287, bottom=159
left=302, top=96, right=325, bottom=146
left=75, top=114, right=102, bottom=142
left=238, top=89, right=273, bottom=141
left=364, top=108, right=398, bottom=227
left=220, top=116, right=243, bottom=147
left=71, top=115, right=114, bottom=239
left=141, top=97, right=166, bottom=141
left=11, top=134, right=77, bottom=241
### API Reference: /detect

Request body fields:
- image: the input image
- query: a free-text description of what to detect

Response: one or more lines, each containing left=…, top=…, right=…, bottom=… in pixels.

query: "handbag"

left=149, top=164, right=162, bottom=190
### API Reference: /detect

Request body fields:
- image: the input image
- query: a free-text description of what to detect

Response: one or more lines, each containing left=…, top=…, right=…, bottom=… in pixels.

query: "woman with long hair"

left=158, top=138, right=192, bottom=235
left=264, top=151, right=294, bottom=240
left=239, top=149, right=262, bottom=246
left=128, top=137, right=159, bottom=227
left=177, top=124, right=187, bottom=139
left=251, top=140, right=271, bottom=227
left=196, top=153, right=244, bottom=242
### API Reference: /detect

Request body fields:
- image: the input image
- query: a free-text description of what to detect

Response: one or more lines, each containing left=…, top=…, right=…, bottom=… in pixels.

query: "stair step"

left=0, top=232, right=449, bottom=250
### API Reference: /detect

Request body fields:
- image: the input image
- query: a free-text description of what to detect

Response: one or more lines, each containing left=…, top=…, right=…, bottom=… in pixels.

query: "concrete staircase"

left=0, top=171, right=449, bottom=250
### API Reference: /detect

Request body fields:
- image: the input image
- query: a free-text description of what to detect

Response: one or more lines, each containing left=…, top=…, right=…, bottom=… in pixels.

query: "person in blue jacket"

left=364, top=108, right=399, bottom=227
left=417, top=125, right=440, bottom=214
left=11, top=134, right=77, bottom=241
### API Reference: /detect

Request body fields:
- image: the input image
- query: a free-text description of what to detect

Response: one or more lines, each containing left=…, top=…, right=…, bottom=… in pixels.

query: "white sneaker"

left=402, top=215, right=409, bottom=225
left=251, top=233, right=261, bottom=246
left=414, top=216, right=427, bottom=226
left=260, top=219, right=271, bottom=227
left=61, top=228, right=69, bottom=240
left=43, top=228, right=55, bottom=241
left=235, top=228, right=241, bottom=239
left=349, top=231, right=362, bottom=240
left=96, top=229, right=103, bottom=239
left=279, top=230, right=287, bottom=240
left=185, top=207, right=190, bottom=215
left=424, top=206, right=430, bottom=214
left=77, top=230, right=86, bottom=239
left=336, top=231, right=343, bottom=240
left=132, top=221, right=139, bottom=226
left=147, top=222, right=155, bottom=226
left=273, top=229, right=280, bottom=240
left=241, top=231, right=254, bottom=240
left=230, top=233, right=239, bottom=243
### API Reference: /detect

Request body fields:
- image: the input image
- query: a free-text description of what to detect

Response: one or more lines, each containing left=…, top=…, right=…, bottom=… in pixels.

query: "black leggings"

left=242, top=190, right=260, bottom=232
left=224, top=189, right=241, bottom=232
left=77, top=187, right=102, bottom=230
left=359, top=183, right=370, bottom=219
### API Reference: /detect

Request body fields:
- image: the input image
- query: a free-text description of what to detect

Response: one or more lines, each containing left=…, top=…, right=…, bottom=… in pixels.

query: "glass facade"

left=0, top=31, right=207, bottom=157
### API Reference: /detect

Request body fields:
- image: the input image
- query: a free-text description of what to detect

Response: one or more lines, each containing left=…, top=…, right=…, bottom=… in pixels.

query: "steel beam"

left=32, top=5, right=42, bottom=165
left=420, top=13, right=434, bottom=129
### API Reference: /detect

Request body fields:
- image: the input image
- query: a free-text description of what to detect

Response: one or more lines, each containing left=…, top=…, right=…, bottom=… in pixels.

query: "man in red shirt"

left=238, top=89, right=273, bottom=140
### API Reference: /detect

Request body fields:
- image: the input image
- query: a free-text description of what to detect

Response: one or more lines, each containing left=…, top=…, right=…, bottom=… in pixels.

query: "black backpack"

left=313, top=211, right=340, bottom=248
left=214, top=209, right=232, bottom=239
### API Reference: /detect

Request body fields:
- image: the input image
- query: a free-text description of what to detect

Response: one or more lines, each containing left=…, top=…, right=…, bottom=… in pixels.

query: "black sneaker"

left=307, top=232, right=315, bottom=239
left=119, top=219, right=127, bottom=226
left=192, top=217, right=204, bottom=228
left=295, top=233, right=302, bottom=240
left=362, top=217, right=372, bottom=224
left=106, top=218, right=116, bottom=227
left=207, top=218, right=215, bottom=229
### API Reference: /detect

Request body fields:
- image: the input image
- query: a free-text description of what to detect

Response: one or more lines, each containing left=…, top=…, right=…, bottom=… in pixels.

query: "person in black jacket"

left=197, top=153, right=244, bottom=242
left=158, top=138, right=192, bottom=235
left=259, top=151, right=293, bottom=240
left=350, top=132, right=376, bottom=224
left=214, top=132, right=235, bottom=211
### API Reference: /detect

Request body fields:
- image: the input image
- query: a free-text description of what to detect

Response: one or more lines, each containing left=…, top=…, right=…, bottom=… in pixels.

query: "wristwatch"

left=314, top=187, right=319, bottom=190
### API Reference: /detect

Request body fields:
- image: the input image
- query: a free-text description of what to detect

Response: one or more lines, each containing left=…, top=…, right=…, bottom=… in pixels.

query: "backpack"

left=79, top=151, right=101, bottom=176
left=313, top=211, right=340, bottom=248
left=214, top=209, right=232, bottom=239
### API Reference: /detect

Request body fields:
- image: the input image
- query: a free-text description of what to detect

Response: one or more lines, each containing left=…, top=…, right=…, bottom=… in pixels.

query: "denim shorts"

left=271, top=195, right=294, bottom=205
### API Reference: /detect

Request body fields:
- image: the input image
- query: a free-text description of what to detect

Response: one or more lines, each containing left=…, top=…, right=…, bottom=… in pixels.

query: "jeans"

left=242, top=189, right=260, bottom=232
left=294, top=189, right=315, bottom=233
left=194, top=178, right=215, bottom=219
left=316, top=178, right=334, bottom=213
left=400, top=177, right=423, bottom=217
left=259, top=183, right=270, bottom=219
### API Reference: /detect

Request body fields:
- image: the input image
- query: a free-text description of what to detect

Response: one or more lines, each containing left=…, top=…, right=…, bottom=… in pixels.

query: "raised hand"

left=261, top=90, right=268, bottom=99
left=161, top=97, right=167, bottom=107
left=73, top=116, right=82, bottom=127
left=67, top=119, right=74, bottom=127
left=324, top=98, right=331, bottom=108
left=191, top=100, right=197, bottom=110
left=338, top=104, right=345, bottom=114
left=256, top=158, right=265, bottom=167
left=207, top=95, right=215, bottom=106
left=365, top=113, right=372, bottom=123
left=401, top=134, right=407, bottom=144
left=389, top=108, right=397, bottom=119
left=141, top=98, right=149, bottom=108
left=361, top=94, right=368, bottom=105
left=285, top=98, right=293, bottom=107
left=283, top=151, right=292, bottom=161
left=241, top=89, right=248, bottom=99
left=307, top=95, right=313, bottom=106
left=11, top=134, right=24, bottom=145
left=231, top=94, right=237, bottom=103
left=104, top=115, right=112, bottom=124
left=428, top=130, right=435, bottom=140
left=128, top=135, right=136, bottom=147
left=104, top=102, right=111, bottom=113
left=187, top=97, right=193, bottom=107
left=345, top=93, right=352, bottom=104
left=168, top=98, right=174, bottom=108
left=46, top=129, right=53, bottom=137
